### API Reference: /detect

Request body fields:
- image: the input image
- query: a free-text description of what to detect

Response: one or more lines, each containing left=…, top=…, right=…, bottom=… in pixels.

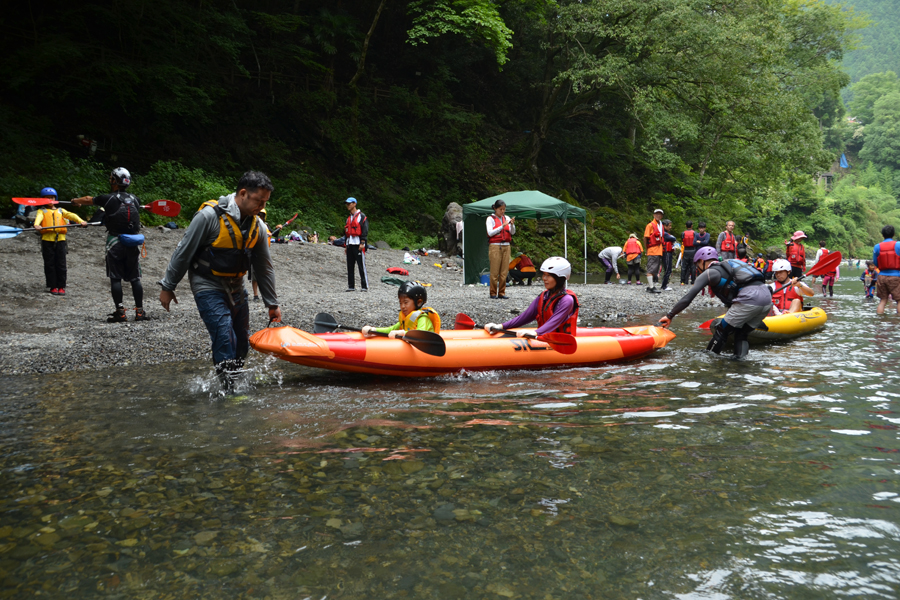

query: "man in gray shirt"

left=158, top=171, right=281, bottom=386
left=598, top=246, right=622, bottom=284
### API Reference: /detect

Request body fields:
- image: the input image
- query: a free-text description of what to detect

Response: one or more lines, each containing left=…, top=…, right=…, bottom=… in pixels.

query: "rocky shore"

left=0, top=222, right=719, bottom=375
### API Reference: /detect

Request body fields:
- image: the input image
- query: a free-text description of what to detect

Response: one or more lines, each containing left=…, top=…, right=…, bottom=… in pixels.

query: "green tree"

left=848, top=71, right=900, bottom=123
left=859, top=92, right=900, bottom=170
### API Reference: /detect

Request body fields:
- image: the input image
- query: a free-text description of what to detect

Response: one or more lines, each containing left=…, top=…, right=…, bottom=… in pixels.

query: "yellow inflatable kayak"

left=710, top=307, right=827, bottom=342
left=250, top=325, right=676, bottom=377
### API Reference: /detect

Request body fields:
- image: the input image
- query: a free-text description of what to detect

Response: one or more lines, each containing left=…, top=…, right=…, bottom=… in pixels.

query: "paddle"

left=312, top=312, right=446, bottom=357
left=453, top=312, right=577, bottom=355
left=12, top=197, right=181, bottom=217
left=0, top=222, right=102, bottom=240
left=269, top=212, right=299, bottom=235
left=698, top=251, right=842, bottom=329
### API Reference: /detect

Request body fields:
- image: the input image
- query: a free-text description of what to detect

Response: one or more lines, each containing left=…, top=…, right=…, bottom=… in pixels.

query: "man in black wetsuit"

left=73, top=167, right=148, bottom=323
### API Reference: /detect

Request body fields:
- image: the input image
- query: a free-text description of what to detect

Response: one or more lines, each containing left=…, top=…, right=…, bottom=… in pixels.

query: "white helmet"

left=772, top=258, right=791, bottom=273
left=540, top=256, right=571, bottom=280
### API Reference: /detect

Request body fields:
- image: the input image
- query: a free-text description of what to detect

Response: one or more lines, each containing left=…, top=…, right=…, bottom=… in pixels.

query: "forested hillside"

left=828, top=0, right=900, bottom=95
left=0, top=0, right=882, bottom=259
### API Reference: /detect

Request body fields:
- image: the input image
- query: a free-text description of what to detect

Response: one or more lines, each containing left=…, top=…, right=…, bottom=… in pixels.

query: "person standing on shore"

left=786, top=231, right=807, bottom=279
left=158, top=171, right=281, bottom=387
left=34, top=187, right=87, bottom=296
left=695, top=222, right=711, bottom=249
left=660, top=220, right=677, bottom=291
left=873, top=224, right=900, bottom=315
left=598, top=246, right=622, bottom=284
left=486, top=199, right=515, bottom=299
left=344, top=197, right=369, bottom=292
left=643, top=208, right=665, bottom=293
left=658, top=247, right=772, bottom=360
left=680, top=221, right=697, bottom=285
left=623, top=234, right=643, bottom=284
left=72, top=167, right=149, bottom=322
left=716, top=221, right=738, bottom=260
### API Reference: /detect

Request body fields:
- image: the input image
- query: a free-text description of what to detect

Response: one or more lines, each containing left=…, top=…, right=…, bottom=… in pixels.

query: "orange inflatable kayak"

left=250, top=325, right=675, bottom=378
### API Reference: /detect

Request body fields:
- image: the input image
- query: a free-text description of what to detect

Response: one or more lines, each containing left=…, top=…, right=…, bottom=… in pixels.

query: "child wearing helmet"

left=362, top=282, right=441, bottom=337
left=484, top=257, right=579, bottom=338
left=769, top=259, right=813, bottom=315
left=658, top=246, right=772, bottom=359
left=33, top=187, right=87, bottom=296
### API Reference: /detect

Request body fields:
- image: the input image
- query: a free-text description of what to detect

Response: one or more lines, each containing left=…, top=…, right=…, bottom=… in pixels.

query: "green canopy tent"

left=463, top=191, right=587, bottom=285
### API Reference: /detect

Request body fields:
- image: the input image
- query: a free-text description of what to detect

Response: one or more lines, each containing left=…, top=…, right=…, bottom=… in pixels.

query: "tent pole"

left=462, top=221, right=465, bottom=284
left=583, top=221, right=587, bottom=285
left=564, top=221, right=568, bottom=259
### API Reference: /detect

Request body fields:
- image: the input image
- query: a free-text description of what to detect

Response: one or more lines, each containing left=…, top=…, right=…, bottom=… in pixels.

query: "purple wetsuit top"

left=501, top=292, right=576, bottom=336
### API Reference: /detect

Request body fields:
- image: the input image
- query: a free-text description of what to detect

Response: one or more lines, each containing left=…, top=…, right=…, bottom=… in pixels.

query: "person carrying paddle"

left=158, top=171, right=281, bottom=387
left=658, top=246, right=772, bottom=360
left=72, top=167, right=150, bottom=322
left=873, top=224, right=900, bottom=315
left=33, top=187, right=87, bottom=296
left=362, top=282, right=440, bottom=337
left=769, top=259, right=813, bottom=315
left=785, top=231, right=807, bottom=278
left=484, top=257, right=578, bottom=338
left=814, top=240, right=839, bottom=297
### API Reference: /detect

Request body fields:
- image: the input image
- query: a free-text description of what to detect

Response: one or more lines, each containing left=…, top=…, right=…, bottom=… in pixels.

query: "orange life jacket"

left=536, top=289, right=579, bottom=335
left=488, top=215, right=512, bottom=244
left=720, top=232, right=736, bottom=252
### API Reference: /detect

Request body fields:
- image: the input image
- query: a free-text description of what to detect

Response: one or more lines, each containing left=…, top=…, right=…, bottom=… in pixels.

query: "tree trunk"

left=349, top=0, right=387, bottom=89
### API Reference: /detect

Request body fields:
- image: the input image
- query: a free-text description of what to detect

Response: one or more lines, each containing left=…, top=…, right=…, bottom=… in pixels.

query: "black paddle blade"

left=402, top=330, right=447, bottom=357
left=313, top=312, right=339, bottom=334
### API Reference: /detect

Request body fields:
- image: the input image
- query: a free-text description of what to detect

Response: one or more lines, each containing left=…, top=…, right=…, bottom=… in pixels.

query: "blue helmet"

left=40, top=187, right=58, bottom=198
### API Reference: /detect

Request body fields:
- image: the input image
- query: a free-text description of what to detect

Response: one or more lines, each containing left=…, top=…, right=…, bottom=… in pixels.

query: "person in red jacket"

left=486, top=199, right=516, bottom=299
left=785, top=231, right=807, bottom=278
left=344, top=197, right=369, bottom=292
left=769, top=259, right=813, bottom=315
left=716, top=221, right=738, bottom=260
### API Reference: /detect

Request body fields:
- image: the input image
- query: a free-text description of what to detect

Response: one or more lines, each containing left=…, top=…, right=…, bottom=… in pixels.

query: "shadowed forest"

left=1, top=0, right=897, bottom=260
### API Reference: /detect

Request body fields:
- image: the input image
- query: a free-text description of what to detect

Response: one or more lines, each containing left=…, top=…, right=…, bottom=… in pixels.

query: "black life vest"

left=708, top=259, right=765, bottom=305
left=105, top=192, right=141, bottom=235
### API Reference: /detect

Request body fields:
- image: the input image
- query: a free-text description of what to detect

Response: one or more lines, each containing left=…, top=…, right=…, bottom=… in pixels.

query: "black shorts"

left=106, top=240, right=142, bottom=281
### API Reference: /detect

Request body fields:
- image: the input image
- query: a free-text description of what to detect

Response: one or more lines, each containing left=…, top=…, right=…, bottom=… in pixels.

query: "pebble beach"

left=0, top=223, right=718, bottom=375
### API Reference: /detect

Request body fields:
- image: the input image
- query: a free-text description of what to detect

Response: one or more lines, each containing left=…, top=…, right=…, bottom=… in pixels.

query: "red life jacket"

left=787, top=242, right=805, bottom=267
left=738, top=257, right=749, bottom=263
left=771, top=281, right=802, bottom=311
left=819, top=248, right=837, bottom=276
left=664, top=238, right=674, bottom=252
left=646, top=221, right=662, bottom=248
left=720, top=232, right=736, bottom=252
left=536, top=289, right=579, bottom=335
left=345, top=212, right=365, bottom=237
left=682, top=229, right=695, bottom=248
left=519, top=255, right=535, bottom=269
left=488, top=215, right=512, bottom=244
left=878, top=240, right=900, bottom=271
left=624, top=238, right=641, bottom=255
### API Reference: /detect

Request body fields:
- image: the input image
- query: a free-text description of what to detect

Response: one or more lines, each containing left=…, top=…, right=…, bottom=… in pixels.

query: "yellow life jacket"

left=191, top=200, right=261, bottom=278
left=36, top=208, right=68, bottom=241
left=399, top=307, right=441, bottom=332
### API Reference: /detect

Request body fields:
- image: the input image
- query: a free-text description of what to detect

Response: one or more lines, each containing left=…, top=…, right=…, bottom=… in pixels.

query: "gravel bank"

left=0, top=221, right=720, bottom=375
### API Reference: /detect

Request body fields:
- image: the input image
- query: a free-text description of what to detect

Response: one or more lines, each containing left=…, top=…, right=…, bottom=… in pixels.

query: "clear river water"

left=1, top=267, right=899, bottom=599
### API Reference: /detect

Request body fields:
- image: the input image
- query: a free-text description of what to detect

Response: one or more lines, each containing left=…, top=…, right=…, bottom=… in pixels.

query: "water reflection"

left=2, top=269, right=900, bottom=598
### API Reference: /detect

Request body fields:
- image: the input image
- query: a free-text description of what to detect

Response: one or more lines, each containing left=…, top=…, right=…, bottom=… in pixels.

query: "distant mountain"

left=831, top=0, right=900, bottom=98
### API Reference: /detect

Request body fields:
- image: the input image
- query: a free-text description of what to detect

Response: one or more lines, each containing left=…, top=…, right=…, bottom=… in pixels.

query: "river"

left=1, top=268, right=899, bottom=599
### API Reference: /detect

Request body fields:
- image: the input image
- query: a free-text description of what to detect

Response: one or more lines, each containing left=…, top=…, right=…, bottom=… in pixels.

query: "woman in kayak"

left=484, top=257, right=578, bottom=339
left=362, top=282, right=441, bottom=337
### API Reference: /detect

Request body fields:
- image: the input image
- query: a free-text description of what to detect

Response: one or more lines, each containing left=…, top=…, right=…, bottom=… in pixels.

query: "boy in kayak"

left=362, top=282, right=440, bottom=337
left=658, top=246, right=772, bottom=359
left=769, top=259, right=813, bottom=315
left=484, top=257, right=578, bottom=338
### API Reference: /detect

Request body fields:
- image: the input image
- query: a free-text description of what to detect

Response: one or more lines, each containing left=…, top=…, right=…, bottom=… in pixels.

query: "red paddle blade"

left=12, top=197, right=55, bottom=206
left=454, top=313, right=476, bottom=330
left=538, top=333, right=578, bottom=354
left=144, top=199, right=181, bottom=217
left=806, top=251, right=842, bottom=277
left=283, top=212, right=299, bottom=226
left=698, top=318, right=714, bottom=330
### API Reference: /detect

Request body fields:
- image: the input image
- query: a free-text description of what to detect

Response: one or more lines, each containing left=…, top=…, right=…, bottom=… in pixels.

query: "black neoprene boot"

left=731, top=325, right=753, bottom=360
left=706, top=322, right=735, bottom=354
left=215, top=359, right=246, bottom=392
left=107, top=306, right=127, bottom=323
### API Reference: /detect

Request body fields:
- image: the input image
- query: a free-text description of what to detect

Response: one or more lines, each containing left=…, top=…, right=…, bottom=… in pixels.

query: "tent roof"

left=462, top=191, right=586, bottom=222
